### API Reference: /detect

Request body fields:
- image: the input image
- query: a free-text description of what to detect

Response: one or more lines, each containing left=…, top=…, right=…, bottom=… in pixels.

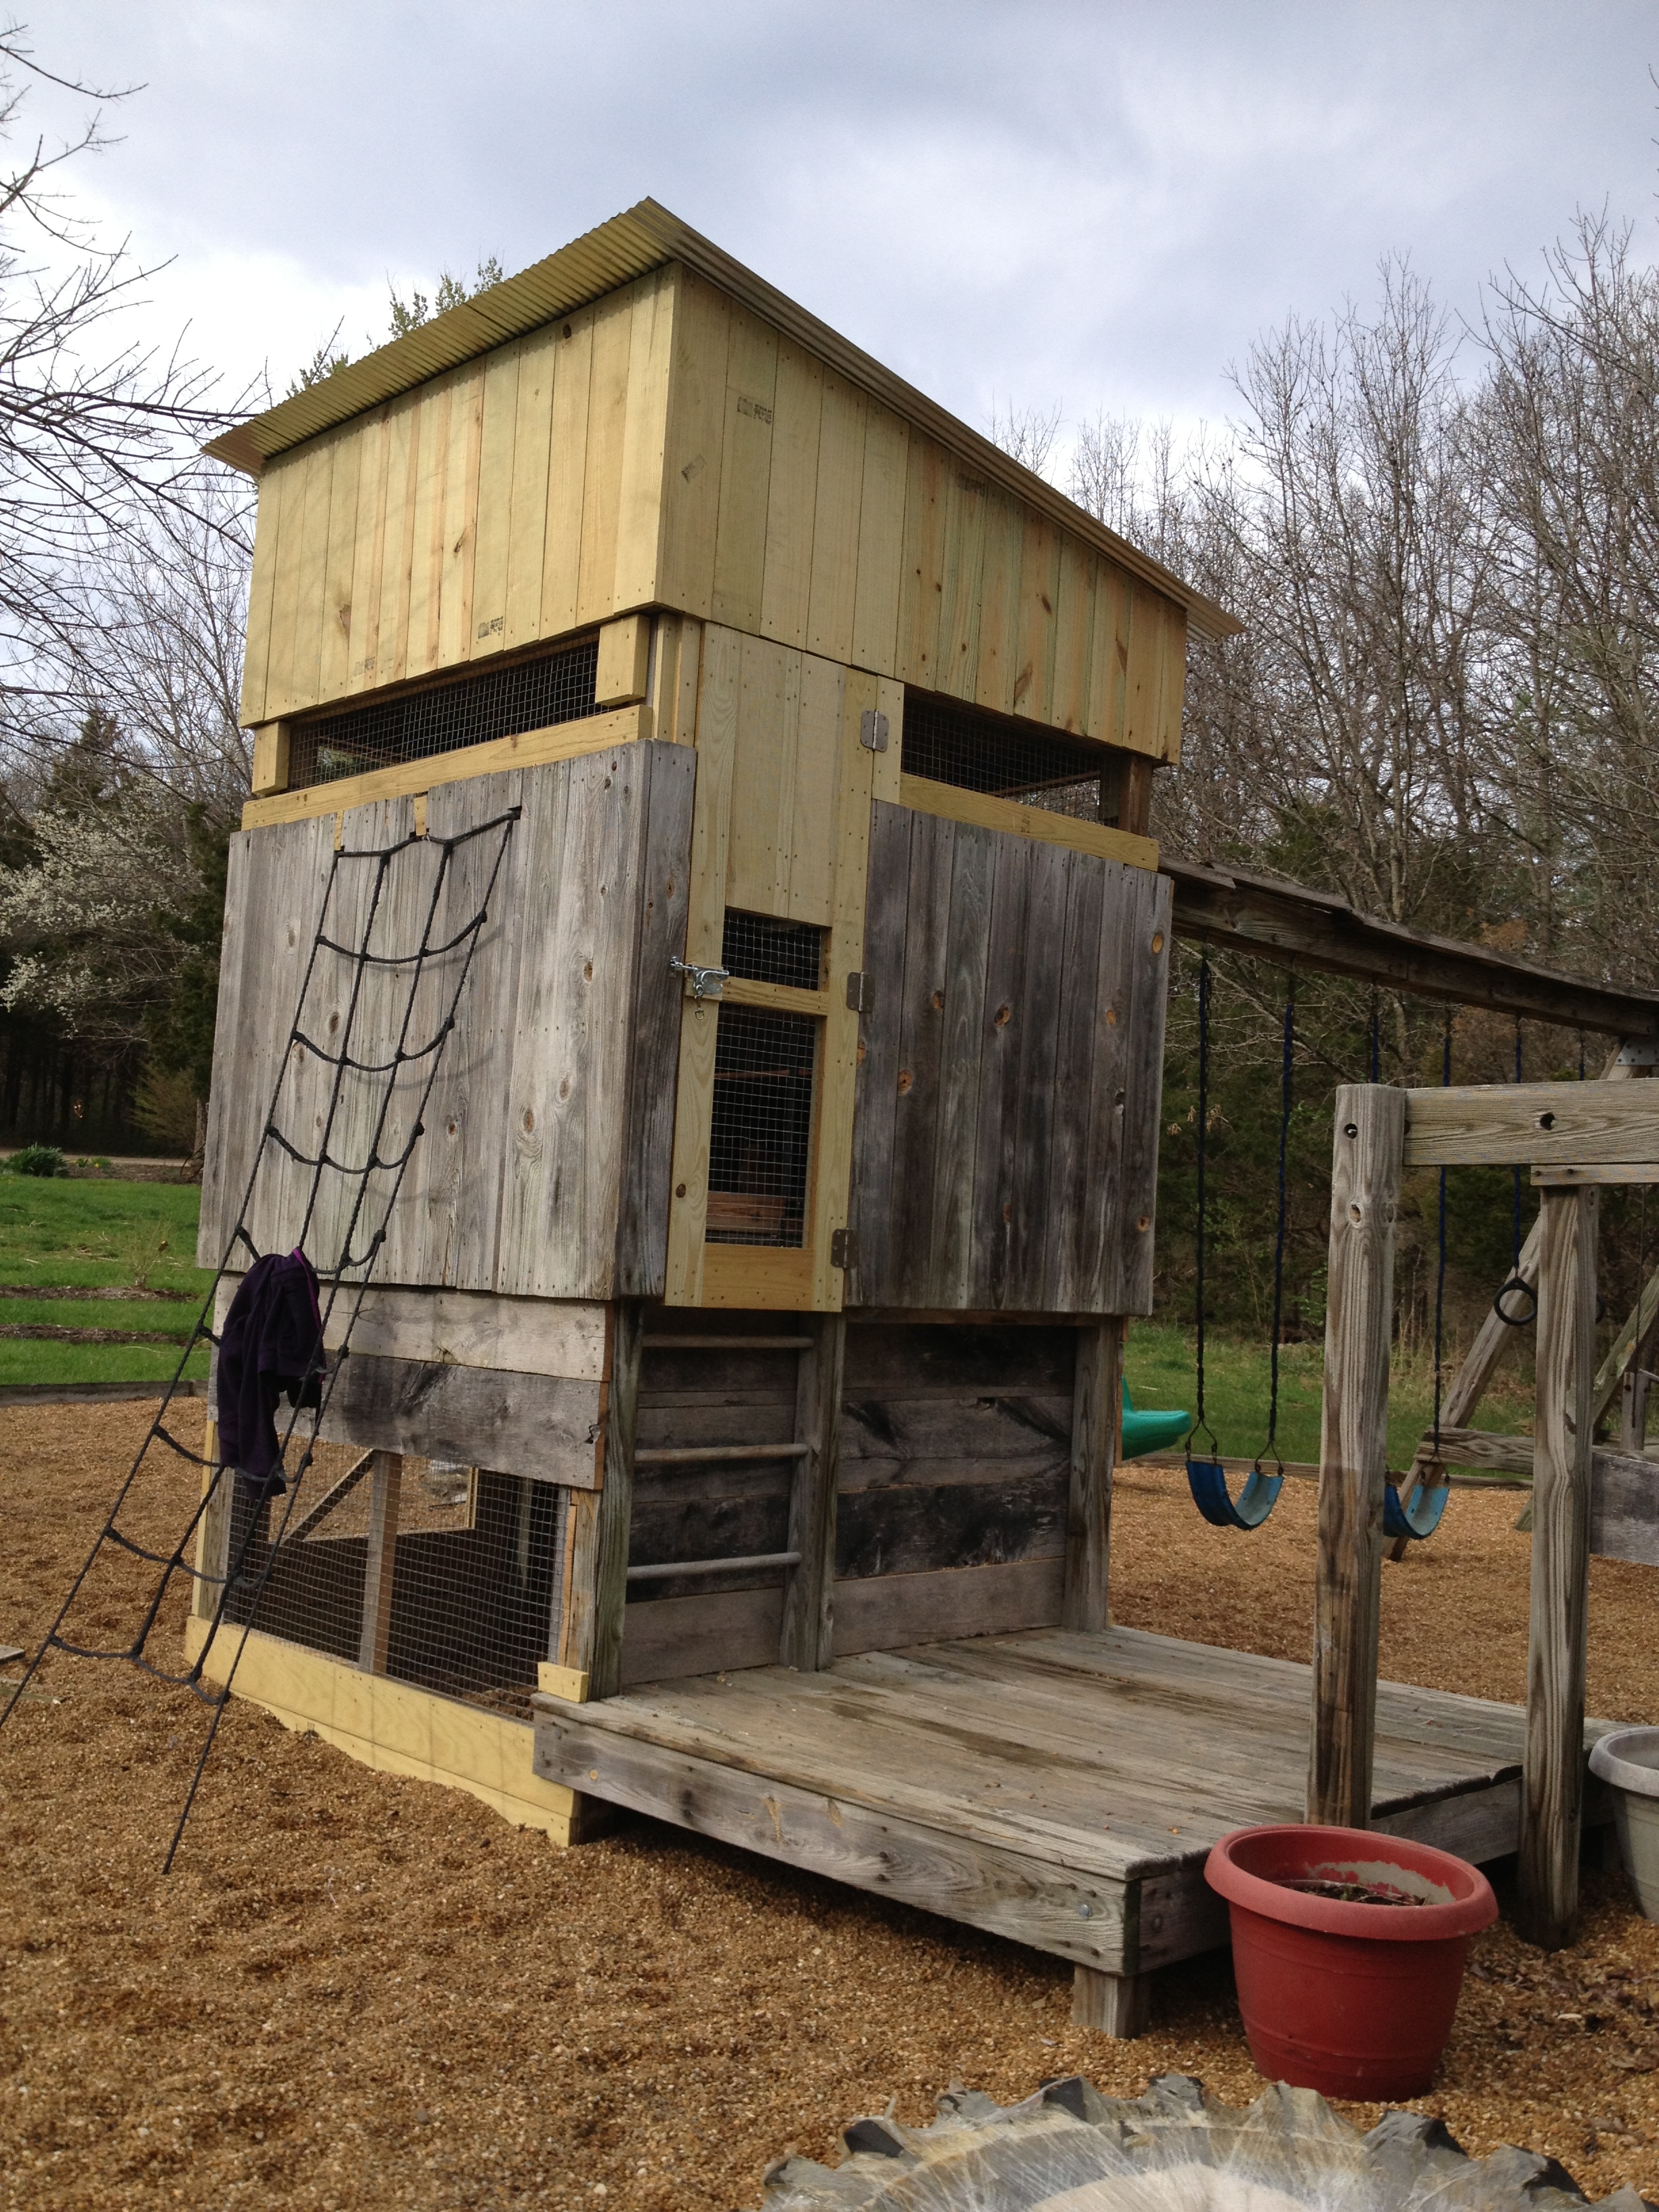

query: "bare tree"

left=1479, top=213, right=1659, bottom=983
left=0, top=22, right=236, bottom=739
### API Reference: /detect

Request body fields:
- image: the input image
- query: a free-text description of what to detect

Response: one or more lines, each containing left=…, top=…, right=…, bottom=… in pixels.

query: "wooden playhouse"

left=192, top=203, right=1619, bottom=2034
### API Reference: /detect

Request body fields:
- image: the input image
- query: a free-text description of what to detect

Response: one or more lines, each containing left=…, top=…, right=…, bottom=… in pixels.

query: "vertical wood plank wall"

left=198, top=744, right=693, bottom=1298
left=241, top=266, right=678, bottom=729
left=241, top=262, right=1189, bottom=770
left=846, top=802, right=1172, bottom=1316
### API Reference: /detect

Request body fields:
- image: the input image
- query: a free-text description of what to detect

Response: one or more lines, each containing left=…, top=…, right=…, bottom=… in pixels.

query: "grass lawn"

left=1124, top=1318, right=1534, bottom=1473
left=0, top=1176, right=213, bottom=1385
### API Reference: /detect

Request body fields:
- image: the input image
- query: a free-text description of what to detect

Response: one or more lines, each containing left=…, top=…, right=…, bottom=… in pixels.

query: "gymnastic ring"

left=1494, top=1274, right=1537, bottom=1327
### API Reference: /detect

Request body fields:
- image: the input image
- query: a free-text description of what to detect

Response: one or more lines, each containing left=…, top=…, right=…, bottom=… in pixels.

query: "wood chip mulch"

left=3, top=1406, right=1658, bottom=2211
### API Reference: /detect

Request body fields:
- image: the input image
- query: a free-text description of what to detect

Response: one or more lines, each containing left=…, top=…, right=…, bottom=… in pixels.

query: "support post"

left=357, top=1451, right=402, bottom=1675
left=781, top=1313, right=845, bottom=1671
left=588, top=1299, right=644, bottom=1702
left=192, top=1417, right=229, bottom=1623
left=1517, top=1185, right=1597, bottom=1948
left=1071, top=1964, right=1150, bottom=2038
left=1309, top=1084, right=1404, bottom=1827
left=1063, top=1319, right=1122, bottom=1632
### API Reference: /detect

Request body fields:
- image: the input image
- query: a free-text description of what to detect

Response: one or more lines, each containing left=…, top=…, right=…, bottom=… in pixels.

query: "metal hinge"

left=670, top=957, right=729, bottom=1002
left=845, top=971, right=870, bottom=1013
left=830, top=1227, right=859, bottom=1271
left=859, top=709, right=890, bottom=754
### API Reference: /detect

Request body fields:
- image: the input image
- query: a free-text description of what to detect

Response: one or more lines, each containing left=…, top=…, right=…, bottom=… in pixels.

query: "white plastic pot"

left=1589, top=1727, right=1659, bottom=1920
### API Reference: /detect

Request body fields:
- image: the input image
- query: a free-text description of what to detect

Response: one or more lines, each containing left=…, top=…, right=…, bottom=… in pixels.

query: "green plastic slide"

left=1121, top=1379, right=1189, bottom=1460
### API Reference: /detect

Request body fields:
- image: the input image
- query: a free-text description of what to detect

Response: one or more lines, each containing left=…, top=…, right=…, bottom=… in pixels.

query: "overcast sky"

left=24, top=2, right=1659, bottom=450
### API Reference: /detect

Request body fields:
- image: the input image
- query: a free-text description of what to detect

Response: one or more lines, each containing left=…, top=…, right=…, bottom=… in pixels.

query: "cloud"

left=24, top=0, right=1659, bottom=439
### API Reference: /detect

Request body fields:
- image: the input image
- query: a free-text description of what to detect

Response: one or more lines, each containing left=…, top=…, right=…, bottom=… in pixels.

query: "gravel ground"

left=3, top=1404, right=1658, bottom=2211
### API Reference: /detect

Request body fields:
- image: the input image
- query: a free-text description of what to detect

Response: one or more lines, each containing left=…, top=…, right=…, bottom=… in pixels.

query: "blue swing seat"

left=1186, top=1456, right=1284, bottom=1530
left=1384, top=1475, right=1450, bottom=1542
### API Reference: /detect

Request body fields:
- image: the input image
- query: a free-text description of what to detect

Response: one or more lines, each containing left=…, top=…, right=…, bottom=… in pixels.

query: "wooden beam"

left=1593, top=1262, right=1659, bottom=1429
left=1071, top=1964, right=1150, bottom=2039
left=594, top=613, right=651, bottom=705
left=249, top=721, right=291, bottom=797
left=316, top=1351, right=605, bottom=1486
left=186, top=1614, right=585, bottom=1843
left=1533, top=1163, right=1659, bottom=1185
left=1063, top=1320, right=1120, bottom=1632
left=899, top=772, right=1158, bottom=875
left=1518, top=1187, right=1597, bottom=1948
left=1309, top=1084, right=1404, bottom=1827
left=1402, top=1081, right=1659, bottom=1168
left=588, top=1300, right=644, bottom=1701
left=357, top=1451, right=402, bottom=1675
left=1166, top=856, right=1659, bottom=1041
left=239, top=702, right=649, bottom=830
left=192, top=1419, right=229, bottom=1623
left=780, top=1314, right=844, bottom=1671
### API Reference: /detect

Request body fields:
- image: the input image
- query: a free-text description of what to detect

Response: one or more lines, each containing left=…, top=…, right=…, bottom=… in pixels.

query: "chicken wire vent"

left=223, top=1445, right=562, bottom=1717
left=289, top=636, right=600, bottom=790
left=901, top=688, right=1125, bottom=824
left=705, top=912, right=823, bottom=1248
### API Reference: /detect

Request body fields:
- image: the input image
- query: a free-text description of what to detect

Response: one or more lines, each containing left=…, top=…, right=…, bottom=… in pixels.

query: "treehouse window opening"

left=902, top=690, right=1124, bottom=825
left=706, top=1006, right=819, bottom=1248
left=288, top=636, right=600, bottom=789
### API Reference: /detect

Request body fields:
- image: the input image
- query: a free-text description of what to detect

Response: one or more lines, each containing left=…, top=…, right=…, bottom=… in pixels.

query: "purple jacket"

left=217, top=1251, right=324, bottom=1484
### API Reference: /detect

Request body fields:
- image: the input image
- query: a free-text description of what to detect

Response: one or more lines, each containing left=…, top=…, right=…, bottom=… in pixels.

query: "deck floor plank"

left=534, top=1625, right=1612, bottom=1921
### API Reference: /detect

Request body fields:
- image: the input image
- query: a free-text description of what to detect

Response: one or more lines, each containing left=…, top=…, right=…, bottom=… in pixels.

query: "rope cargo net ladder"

left=0, top=804, right=520, bottom=1866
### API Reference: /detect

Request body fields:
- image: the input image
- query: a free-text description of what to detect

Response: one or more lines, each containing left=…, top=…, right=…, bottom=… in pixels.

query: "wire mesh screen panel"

left=721, top=910, right=825, bottom=991
left=222, top=1445, right=562, bottom=1719
left=901, top=689, right=1124, bottom=824
left=707, top=1006, right=819, bottom=1246
left=288, top=637, right=599, bottom=789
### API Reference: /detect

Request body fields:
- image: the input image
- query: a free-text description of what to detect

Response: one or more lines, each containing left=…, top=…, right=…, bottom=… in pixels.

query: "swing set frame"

left=1170, top=872, right=1659, bottom=1952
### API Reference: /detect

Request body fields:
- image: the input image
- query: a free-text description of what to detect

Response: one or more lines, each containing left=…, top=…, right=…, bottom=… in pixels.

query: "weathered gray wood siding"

left=847, top=802, right=1171, bottom=1315
left=198, top=742, right=693, bottom=1298
left=617, top=1315, right=1072, bottom=1687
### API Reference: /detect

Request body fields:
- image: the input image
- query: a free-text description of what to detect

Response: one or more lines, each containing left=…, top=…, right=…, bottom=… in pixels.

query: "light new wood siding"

left=240, top=260, right=1188, bottom=767
left=240, top=266, right=678, bottom=729
left=656, top=269, right=1187, bottom=760
left=660, top=624, right=901, bottom=1312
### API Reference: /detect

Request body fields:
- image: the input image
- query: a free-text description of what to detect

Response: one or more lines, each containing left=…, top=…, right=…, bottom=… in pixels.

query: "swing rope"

left=1189, top=949, right=1218, bottom=1460
left=1185, top=957, right=1286, bottom=1531
left=1384, top=1006, right=1452, bottom=1543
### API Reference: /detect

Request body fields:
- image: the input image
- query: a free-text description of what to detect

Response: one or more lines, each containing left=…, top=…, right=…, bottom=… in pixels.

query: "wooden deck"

left=533, top=1626, right=1613, bottom=2028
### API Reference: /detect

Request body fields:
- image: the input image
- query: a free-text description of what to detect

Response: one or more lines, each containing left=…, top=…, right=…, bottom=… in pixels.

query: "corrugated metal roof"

left=205, top=200, right=1241, bottom=640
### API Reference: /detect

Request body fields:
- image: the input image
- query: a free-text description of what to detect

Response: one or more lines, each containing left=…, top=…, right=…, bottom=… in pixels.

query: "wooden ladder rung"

left=632, top=1441, right=811, bottom=1466
left=626, top=1550, right=801, bottom=1582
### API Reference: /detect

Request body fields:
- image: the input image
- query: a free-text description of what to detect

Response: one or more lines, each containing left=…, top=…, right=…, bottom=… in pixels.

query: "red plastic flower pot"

left=1205, top=1824, right=1498, bottom=2101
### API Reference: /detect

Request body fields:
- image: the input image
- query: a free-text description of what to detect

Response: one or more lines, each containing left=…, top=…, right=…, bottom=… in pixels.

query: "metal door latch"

left=859, top=709, right=890, bottom=753
left=830, top=1227, right=860, bottom=1270
left=670, top=957, right=729, bottom=1001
